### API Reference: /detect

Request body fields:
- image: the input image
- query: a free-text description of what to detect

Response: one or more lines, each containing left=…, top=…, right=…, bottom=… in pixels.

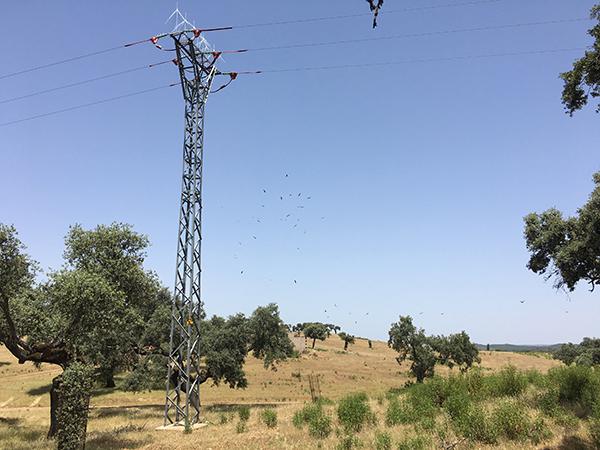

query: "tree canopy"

left=303, top=323, right=330, bottom=349
left=553, top=338, right=600, bottom=366
left=561, top=4, right=600, bottom=115
left=524, top=172, right=600, bottom=292
left=388, top=316, right=479, bottom=382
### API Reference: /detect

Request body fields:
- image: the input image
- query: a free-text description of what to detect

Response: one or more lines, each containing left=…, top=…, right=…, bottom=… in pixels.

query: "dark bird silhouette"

left=366, top=0, right=384, bottom=28
left=294, top=279, right=297, bottom=284
left=262, top=189, right=267, bottom=193
left=252, top=235, right=257, bottom=240
left=520, top=300, right=525, bottom=304
left=285, top=173, right=289, bottom=178
left=241, top=270, right=244, bottom=274
left=280, top=196, right=283, bottom=200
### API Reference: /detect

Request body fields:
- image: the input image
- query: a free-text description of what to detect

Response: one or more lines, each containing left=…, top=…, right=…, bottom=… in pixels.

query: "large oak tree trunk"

left=48, top=363, right=93, bottom=450
left=48, top=374, right=63, bottom=438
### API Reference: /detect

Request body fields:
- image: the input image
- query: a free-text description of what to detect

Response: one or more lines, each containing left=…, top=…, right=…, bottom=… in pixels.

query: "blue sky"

left=1, top=0, right=599, bottom=344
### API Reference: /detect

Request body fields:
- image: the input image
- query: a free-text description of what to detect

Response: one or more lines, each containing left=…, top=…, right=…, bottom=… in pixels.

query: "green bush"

left=337, top=435, right=361, bottom=450
left=385, top=397, right=412, bottom=426
left=293, top=403, right=324, bottom=428
left=219, top=413, right=230, bottom=425
left=238, top=405, right=251, bottom=422
left=397, top=435, right=429, bottom=450
left=487, top=365, right=528, bottom=397
left=337, top=392, right=375, bottom=433
left=549, top=365, right=600, bottom=417
left=260, top=408, right=277, bottom=428
left=308, top=413, right=332, bottom=439
left=589, top=417, right=600, bottom=449
left=528, top=417, right=552, bottom=444
left=374, top=430, right=392, bottom=450
left=537, top=387, right=561, bottom=416
left=491, top=400, right=531, bottom=441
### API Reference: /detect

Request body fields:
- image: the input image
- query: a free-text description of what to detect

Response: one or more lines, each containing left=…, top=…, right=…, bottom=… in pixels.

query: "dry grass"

left=1, top=337, right=588, bottom=450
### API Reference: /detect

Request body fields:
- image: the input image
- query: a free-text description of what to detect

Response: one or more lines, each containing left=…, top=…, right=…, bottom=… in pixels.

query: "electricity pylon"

left=163, top=25, right=218, bottom=427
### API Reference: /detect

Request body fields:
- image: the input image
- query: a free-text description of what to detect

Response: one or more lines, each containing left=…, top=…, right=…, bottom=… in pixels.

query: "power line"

left=253, top=47, right=585, bottom=74
left=0, top=60, right=174, bottom=105
left=0, top=83, right=178, bottom=128
left=0, top=0, right=508, bottom=81
left=0, top=45, right=126, bottom=81
left=0, top=46, right=584, bottom=128
left=231, top=0, right=506, bottom=29
left=246, top=18, right=589, bottom=53
left=1, top=17, right=586, bottom=104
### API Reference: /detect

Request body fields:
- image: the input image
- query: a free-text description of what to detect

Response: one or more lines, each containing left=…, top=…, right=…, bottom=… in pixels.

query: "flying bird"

left=520, top=300, right=525, bottom=304
left=366, top=0, right=384, bottom=28
left=294, top=279, right=297, bottom=284
left=252, top=235, right=257, bottom=240
left=262, top=189, right=267, bottom=193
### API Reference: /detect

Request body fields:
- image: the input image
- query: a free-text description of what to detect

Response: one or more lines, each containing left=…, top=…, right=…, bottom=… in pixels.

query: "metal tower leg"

left=164, top=31, right=217, bottom=427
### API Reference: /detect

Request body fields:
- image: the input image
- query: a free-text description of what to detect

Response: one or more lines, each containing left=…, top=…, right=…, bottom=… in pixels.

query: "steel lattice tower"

left=164, top=29, right=217, bottom=427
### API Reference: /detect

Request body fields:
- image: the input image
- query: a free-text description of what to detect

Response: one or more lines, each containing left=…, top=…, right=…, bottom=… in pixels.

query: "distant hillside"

left=476, top=343, right=563, bottom=353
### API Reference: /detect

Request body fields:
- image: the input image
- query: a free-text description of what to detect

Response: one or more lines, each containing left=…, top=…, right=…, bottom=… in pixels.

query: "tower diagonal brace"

left=164, top=31, right=217, bottom=427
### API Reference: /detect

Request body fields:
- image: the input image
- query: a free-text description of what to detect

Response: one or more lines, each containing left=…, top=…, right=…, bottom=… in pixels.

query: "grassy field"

left=1, top=335, right=595, bottom=450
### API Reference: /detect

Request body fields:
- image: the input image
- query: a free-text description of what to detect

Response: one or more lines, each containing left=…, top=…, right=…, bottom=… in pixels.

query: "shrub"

left=528, top=417, right=552, bottom=444
left=385, top=397, right=412, bottom=426
left=293, top=403, right=324, bottom=428
left=219, top=413, right=230, bottom=424
left=537, top=388, right=561, bottom=416
left=590, top=418, right=600, bottom=449
left=374, top=430, right=392, bottom=450
left=549, top=365, right=600, bottom=417
left=337, top=435, right=361, bottom=450
left=261, top=408, right=277, bottom=428
left=397, top=435, right=429, bottom=450
left=491, top=400, right=531, bottom=441
left=238, top=406, right=251, bottom=422
left=308, top=413, right=332, bottom=439
left=236, top=421, right=247, bottom=433
left=487, top=365, right=528, bottom=397
left=337, top=392, right=375, bottom=432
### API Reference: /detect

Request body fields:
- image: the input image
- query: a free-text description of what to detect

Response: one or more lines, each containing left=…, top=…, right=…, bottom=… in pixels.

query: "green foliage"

left=219, top=413, right=230, bottom=425
left=374, top=431, right=392, bottom=450
left=589, top=417, right=600, bottom=449
left=491, top=400, right=532, bottom=442
left=524, top=172, right=600, bottom=292
left=238, top=405, right=251, bottom=422
left=385, top=397, right=412, bottom=426
left=396, top=435, right=429, bottom=450
left=260, top=408, right=277, bottom=428
left=293, top=403, right=332, bottom=439
left=528, top=417, right=553, bottom=444
left=308, top=413, right=332, bottom=439
left=56, top=363, right=94, bottom=450
left=388, top=316, right=436, bottom=382
left=338, top=332, right=355, bottom=351
left=303, top=323, right=330, bottom=348
left=553, top=338, right=600, bottom=367
left=560, top=4, right=600, bottom=115
left=337, top=392, right=375, bottom=433
left=388, top=316, right=479, bottom=383
left=432, top=331, right=480, bottom=372
left=337, top=435, right=361, bottom=450
left=247, top=303, right=295, bottom=368
left=486, top=365, right=528, bottom=397
left=548, top=365, right=600, bottom=416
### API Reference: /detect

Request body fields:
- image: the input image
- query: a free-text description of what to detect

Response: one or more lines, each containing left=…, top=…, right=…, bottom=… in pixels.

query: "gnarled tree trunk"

left=48, top=363, right=93, bottom=450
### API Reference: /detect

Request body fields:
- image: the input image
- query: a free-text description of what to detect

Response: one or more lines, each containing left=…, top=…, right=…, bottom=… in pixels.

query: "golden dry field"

left=0, top=336, right=593, bottom=450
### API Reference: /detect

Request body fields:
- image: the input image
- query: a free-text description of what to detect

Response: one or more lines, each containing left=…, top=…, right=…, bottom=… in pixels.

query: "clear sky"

left=1, top=0, right=599, bottom=345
